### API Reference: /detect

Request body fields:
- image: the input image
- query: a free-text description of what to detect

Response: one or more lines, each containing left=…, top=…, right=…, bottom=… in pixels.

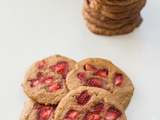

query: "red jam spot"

left=31, top=80, right=41, bottom=87
left=89, top=114, right=100, bottom=120
left=77, top=72, right=87, bottom=80
left=76, top=91, right=91, bottom=105
left=84, top=64, right=97, bottom=72
left=85, top=78, right=102, bottom=88
left=50, top=61, right=69, bottom=79
left=94, top=69, right=108, bottom=77
left=39, top=60, right=45, bottom=69
left=47, top=83, right=61, bottom=92
left=114, top=73, right=123, bottom=86
left=43, top=77, right=54, bottom=84
left=36, top=104, right=53, bottom=120
left=87, top=0, right=90, bottom=5
left=65, top=110, right=79, bottom=119
left=93, top=103, right=104, bottom=114
left=105, top=109, right=121, bottom=120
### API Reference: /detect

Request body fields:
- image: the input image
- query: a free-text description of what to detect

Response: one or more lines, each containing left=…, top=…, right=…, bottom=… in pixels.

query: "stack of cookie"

left=83, top=0, right=146, bottom=35
left=20, top=55, right=134, bottom=120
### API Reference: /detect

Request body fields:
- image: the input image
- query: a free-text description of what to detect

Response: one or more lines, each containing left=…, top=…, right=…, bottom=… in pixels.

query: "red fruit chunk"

left=86, top=78, right=102, bottom=88
left=115, top=73, right=123, bottom=86
left=37, top=72, right=45, bottom=79
left=93, top=103, right=104, bottom=113
left=95, top=69, right=108, bottom=77
left=84, top=64, right=97, bottom=72
left=89, top=114, right=100, bottom=120
left=87, top=0, right=90, bottom=5
left=50, top=61, right=69, bottom=79
left=66, top=110, right=79, bottom=119
left=43, top=77, right=54, bottom=84
left=76, top=91, right=91, bottom=105
left=77, top=72, right=87, bottom=80
left=41, top=109, right=52, bottom=119
left=106, top=109, right=121, bottom=120
left=31, top=80, right=41, bottom=87
left=48, top=83, right=61, bottom=92
left=39, top=60, right=45, bottom=69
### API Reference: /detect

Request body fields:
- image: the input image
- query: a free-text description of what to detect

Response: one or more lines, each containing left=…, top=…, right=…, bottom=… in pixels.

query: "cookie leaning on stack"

left=20, top=55, right=134, bottom=120
left=82, top=0, right=146, bottom=35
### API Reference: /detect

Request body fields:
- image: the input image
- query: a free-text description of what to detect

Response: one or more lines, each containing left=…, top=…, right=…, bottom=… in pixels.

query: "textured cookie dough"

left=84, top=0, right=146, bottom=20
left=55, top=86, right=127, bottom=120
left=88, top=0, right=144, bottom=13
left=66, top=58, right=134, bottom=109
left=22, top=55, right=76, bottom=105
left=20, top=99, right=56, bottom=120
left=83, top=10, right=140, bottom=29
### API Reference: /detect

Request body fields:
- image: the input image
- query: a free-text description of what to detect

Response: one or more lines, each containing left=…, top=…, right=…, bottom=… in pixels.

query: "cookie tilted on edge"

left=66, top=58, right=134, bottom=109
left=55, top=86, right=127, bottom=120
left=20, top=99, right=56, bottom=120
left=22, top=55, right=76, bottom=105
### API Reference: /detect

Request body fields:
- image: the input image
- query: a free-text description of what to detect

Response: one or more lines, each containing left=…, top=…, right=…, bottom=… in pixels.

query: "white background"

left=0, top=0, right=160, bottom=120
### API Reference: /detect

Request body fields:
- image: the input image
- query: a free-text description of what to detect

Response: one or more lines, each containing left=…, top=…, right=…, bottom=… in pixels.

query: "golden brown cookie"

left=89, top=0, right=144, bottom=13
left=21, top=55, right=76, bottom=105
left=19, top=99, right=56, bottom=120
left=86, top=15, right=142, bottom=35
left=66, top=58, right=134, bottom=109
left=55, top=86, right=127, bottom=120
left=83, top=9, right=140, bottom=29
left=96, top=0, right=141, bottom=6
left=84, top=0, right=146, bottom=19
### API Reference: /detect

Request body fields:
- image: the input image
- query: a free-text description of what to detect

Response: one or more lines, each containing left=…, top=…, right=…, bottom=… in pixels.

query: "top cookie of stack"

left=83, top=0, right=146, bottom=36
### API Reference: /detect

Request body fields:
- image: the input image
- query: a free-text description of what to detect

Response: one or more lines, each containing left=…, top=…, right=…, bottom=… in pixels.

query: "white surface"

left=0, top=0, right=160, bottom=120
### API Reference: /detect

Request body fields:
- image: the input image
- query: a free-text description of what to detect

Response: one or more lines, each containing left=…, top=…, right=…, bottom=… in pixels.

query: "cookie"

left=96, top=0, right=141, bottom=6
left=54, top=86, right=127, bottom=120
left=83, top=9, right=140, bottom=30
left=20, top=99, right=56, bottom=120
left=83, top=5, right=140, bottom=23
left=22, top=55, right=76, bottom=105
left=84, top=0, right=146, bottom=20
left=66, top=58, right=134, bottom=109
left=86, top=15, right=142, bottom=35
left=89, top=0, right=144, bottom=13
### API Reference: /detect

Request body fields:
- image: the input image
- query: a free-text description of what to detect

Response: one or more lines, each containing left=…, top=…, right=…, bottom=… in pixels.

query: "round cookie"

left=66, top=58, right=134, bottom=109
left=84, top=0, right=146, bottom=20
left=22, top=55, right=76, bottom=105
left=83, top=10, right=140, bottom=30
left=97, top=0, right=141, bottom=6
left=20, top=99, right=56, bottom=120
left=55, top=86, right=127, bottom=120
left=85, top=15, right=142, bottom=36
left=89, top=0, right=143, bottom=13
left=83, top=4, right=140, bottom=23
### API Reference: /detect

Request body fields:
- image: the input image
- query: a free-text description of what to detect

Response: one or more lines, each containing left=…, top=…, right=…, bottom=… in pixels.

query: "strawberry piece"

left=77, top=72, right=87, bottom=80
left=87, top=0, right=90, bottom=5
left=89, top=114, right=100, bottom=120
left=47, top=83, right=61, bottom=92
left=86, top=78, right=102, bottom=88
left=93, top=103, right=104, bottom=113
left=84, top=64, right=97, bottom=72
left=39, top=60, right=45, bottom=69
left=41, top=110, right=52, bottom=119
left=105, top=109, right=121, bottom=120
left=31, top=80, right=41, bottom=87
left=50, top=61, right=69, bottom=79
left=37, top=72, right=45, bottom=79
left=43, top=77, right=54, bottom=84
left=114, top=73, right=123, bottom=86
left=66, top=110, right=79, bottom=119
left=76, top=91, right=91, bottom=105
left=95, top=69, right=108, bottom=77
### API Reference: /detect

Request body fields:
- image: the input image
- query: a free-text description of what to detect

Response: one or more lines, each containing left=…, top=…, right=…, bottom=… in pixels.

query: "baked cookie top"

left=22, top=55, right=76, bottom=105
left=55, top=86, right=127, bottom=120
left=66, top=58, right=134, bottom=109
left=20, top=99, right=56, bottom=120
